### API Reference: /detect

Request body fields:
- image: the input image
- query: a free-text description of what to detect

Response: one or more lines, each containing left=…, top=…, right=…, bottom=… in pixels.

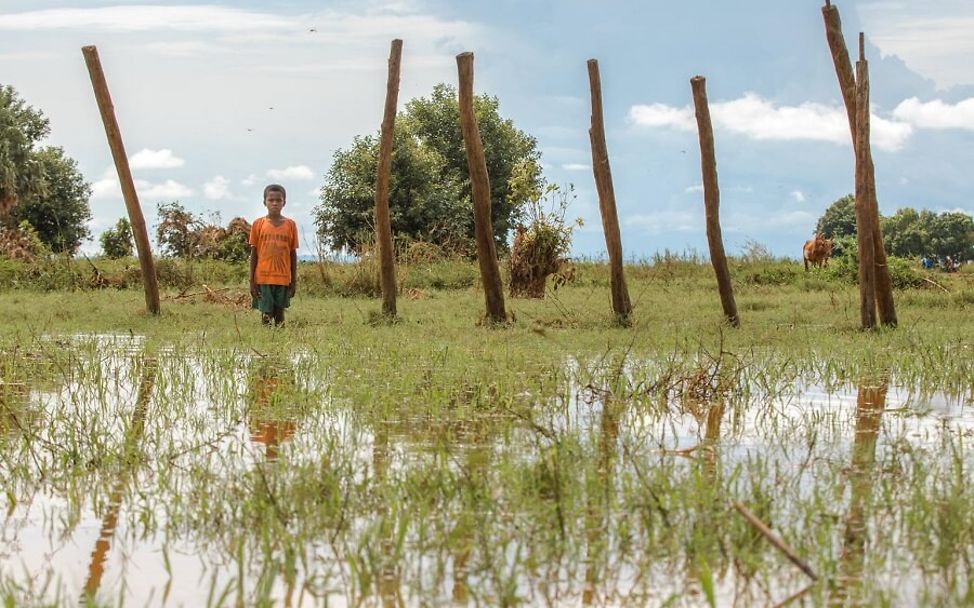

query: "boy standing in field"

left=249, top=184, right=298, bottom=326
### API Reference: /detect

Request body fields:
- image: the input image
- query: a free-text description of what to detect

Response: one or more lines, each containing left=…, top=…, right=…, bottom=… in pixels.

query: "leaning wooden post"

left=456, top=52, right=507, bottom=324
left=690, top=76, right=740, bottom=328
left=854, top=44, right=877, bottom=330
left=373, top=39, right=403, bottom=318
left=587, top=59, right=632, bottom=323
left=822, top=7, right=896, bottom=327
left=82, top=46, right=160, bottom=315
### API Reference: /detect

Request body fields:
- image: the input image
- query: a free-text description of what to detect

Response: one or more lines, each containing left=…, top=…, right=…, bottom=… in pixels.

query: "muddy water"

left=1, top=337, right=972, bottom=606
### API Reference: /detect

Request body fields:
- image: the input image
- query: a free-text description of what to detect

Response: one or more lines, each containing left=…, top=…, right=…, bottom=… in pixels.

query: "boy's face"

left=264, top=191, right=285, bottom=216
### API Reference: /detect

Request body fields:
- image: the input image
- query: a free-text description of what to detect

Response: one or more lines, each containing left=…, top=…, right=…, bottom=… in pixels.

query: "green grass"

left=0, top=256, right=972, bottom=606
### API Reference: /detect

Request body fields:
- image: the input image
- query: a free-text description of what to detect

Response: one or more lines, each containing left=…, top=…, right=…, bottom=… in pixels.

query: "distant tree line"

left=816, top=195, right=974, bottom=262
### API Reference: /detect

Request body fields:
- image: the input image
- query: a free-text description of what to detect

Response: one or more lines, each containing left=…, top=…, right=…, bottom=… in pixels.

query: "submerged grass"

left=0, top=258, right=973, bottom=606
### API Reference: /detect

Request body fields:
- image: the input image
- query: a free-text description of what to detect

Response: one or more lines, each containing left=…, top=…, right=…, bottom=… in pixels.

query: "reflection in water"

left=82, top=357, right=158, bottom=603
left=583, top=398, right=621, bottom=606
left=372, top=423, right=404, bottom=608
left=832, top=381, right=887, bottom=607
left=247, top=359, right=299, bottom=461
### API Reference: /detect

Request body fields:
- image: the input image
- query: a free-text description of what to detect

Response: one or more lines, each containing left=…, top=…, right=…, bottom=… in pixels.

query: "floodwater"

left=1, top=335, right=972, bottom=606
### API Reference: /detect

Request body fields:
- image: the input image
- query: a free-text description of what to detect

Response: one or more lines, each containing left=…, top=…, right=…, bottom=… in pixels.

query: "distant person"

left=921, top=255, right=933, bottom=270
left=249, top=184, right=298, bottom=326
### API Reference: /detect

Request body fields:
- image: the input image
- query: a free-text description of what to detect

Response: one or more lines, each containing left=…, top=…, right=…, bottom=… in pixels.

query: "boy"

left=249, top=184, right=298, bottom=326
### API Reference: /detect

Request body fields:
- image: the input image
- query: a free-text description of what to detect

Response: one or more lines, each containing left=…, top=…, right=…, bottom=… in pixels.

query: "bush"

left=100, top=218, right=133, bottom=259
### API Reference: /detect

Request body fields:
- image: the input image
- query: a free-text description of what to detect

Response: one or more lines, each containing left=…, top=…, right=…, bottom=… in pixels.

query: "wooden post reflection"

left=82, top=357, right=158, bottom=602
left=372, top=423, right=404, bottom=607
left=583, top=398, right=621, bottom=605
left=832, top=381, right=887, bottom=606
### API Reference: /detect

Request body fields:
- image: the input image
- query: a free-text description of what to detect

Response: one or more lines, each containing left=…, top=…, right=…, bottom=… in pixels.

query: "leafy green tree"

left=100, top=218, right=134, bottom=259
left=9, top=147, right=91, bottom=253
left=315, top=130, right=467, bottom=253
left=815, top=194, right=857, bottom=239
left=0, top=84, right=50, bottom=216
left=928, top=211, right=974, bottom=261
left=315, top=84, right=540, bottom=254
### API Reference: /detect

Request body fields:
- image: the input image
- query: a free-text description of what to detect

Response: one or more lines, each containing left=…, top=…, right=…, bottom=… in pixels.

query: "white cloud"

left=90, top=173, right=194, bottom=200
left=685, top=184, right=704, bottom=194
left=791, top=190, right=806, bottom=203
left=267, top=165, right=315, bottom=181
left=892, top=97, right=974, bottom=131
left=561, top=163, right=590, bottom=171
left=629, top=104, right=695, bottom=130
left=858, top=3, right=974, bottom=88
left=725, top=210, right=818, bottom=233
left=0, top=6, right=296, bottom=32
left=138, top=179, right=194, bottom=199
left=241, top=174, right=258, bottom=187
left=129, top=148, right=185, bottom=169
left=204, top=176, right=232, bottom=200
left=629, top=93, right=914, bottom=152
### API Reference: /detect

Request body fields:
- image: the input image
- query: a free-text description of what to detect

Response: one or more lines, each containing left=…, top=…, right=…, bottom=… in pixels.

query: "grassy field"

left=1, top=256, right=973, bottom=606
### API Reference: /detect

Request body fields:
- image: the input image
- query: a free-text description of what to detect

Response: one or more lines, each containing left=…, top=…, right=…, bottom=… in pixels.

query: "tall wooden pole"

left=82, top=46, right=160, bottom=315
left=456, top=52, right=506, bottom=324
left=374, top=39, right=403, bottom=318
left=822, top=8, right=896, bottom=327
left=854, top=50, right=877, bottom=330
left=587, top=59, right=632, bottom=323
left=857, top=39, right=897, bottom=327
left=691, top=77, right=740, bottom=328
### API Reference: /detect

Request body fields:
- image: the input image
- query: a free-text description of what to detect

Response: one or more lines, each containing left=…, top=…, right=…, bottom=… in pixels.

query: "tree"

left=881, top=207, right=927, bottom=258
left=928, top=212, right=974, bottom=261
left=314, top=84, right=540, bottom=254
left=9, top=147, right=92, bottom=253
left=0, top=85, right=50, bottom=216
left=815, top=194, right=857, bottom=239
left=100, top=217, right=134, bottom=259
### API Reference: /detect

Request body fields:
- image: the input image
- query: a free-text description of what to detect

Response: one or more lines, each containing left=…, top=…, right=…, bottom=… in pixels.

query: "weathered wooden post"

left=690, top=76, right=740, bottom=327
left=856, top=37, right=897, bottom=327
left=456, top=52, right=507, bottom=324
left=854, top=45, right=878, bottom=330
left=82, top=46, right=160, bottom=315
left=822, top=5, right=896, bottom=327
left=587, top=59, right=632, bottom=323
left=374, top=39, right=403, bottom=318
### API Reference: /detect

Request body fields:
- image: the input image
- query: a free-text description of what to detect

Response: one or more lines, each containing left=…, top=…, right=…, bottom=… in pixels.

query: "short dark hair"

left=263, top=184, right=286, bottom=200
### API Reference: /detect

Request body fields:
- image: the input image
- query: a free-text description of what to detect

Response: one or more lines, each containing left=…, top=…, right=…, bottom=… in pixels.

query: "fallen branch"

left=922, top=276, right=949, bottom=293
left=733, top=501, right=818, bottom=581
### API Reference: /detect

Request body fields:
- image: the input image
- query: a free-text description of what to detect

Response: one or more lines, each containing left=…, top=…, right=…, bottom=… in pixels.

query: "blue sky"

left=1, top=0, right=972, bottom=259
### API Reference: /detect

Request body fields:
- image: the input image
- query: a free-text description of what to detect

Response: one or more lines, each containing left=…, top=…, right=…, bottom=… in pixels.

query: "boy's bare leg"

left=273, top=308, right=285, bottom=327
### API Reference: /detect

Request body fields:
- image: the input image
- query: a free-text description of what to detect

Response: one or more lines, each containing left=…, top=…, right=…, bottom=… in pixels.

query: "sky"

left=1, top=0, right=972, bottom=259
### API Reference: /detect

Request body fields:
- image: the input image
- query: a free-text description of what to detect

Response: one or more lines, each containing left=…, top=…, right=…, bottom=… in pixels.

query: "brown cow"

left=803, top=233, right=833, bottom=271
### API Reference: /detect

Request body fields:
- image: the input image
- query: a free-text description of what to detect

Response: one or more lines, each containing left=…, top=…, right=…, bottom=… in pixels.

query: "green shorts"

left=252, top=284, right=291, bottom=314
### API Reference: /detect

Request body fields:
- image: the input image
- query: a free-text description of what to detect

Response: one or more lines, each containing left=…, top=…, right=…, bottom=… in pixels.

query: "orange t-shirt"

left=250, top=217, right=298, bottom=285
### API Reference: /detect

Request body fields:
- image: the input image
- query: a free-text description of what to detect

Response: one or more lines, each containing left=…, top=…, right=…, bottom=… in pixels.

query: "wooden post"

left=456, top=52, right=506, bottom=324
left=822, top=8, right=897, bottom=327
left=854, top=52, right=877, bottom=329
left=82, top=46, right=160, bottom=315
left=857, top=39, right=897, bottom=327
left=690, top=76, right=740, bottom=328
left=587, top=59, right=632, bottom=323
left=822, top=3, right=857, bottom=140
left=373, top=39, right=403, bottom=318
